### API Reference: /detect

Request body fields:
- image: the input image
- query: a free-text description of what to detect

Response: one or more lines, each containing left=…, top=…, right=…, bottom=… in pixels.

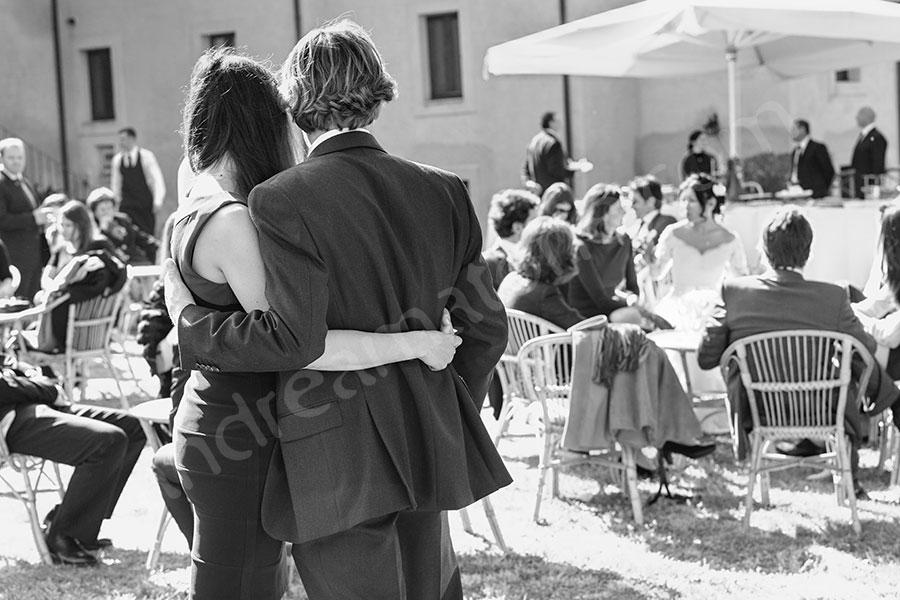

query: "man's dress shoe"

left=775, top=439, right=825, bottom=457
left=79, top=538, right=113, bottom=551
left=661, top=440, right=717, bottom=460
left=45, top=533, right=98, bottom=566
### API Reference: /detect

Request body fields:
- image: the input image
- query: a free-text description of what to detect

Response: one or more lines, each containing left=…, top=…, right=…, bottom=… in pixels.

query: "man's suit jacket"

left=0, top=173, right=42, bottom=298
left=793, top=140, right=835, bottom=199
left=176, top=131, right=511, bottom=544
left=645, top=213, right=677, bottom=241
left=851, top=127, right=888, bottom=199
left=697, top=269, right=898, bottom=456
left=521, top=128, right=574, bottom=194
left=482, top=242, right=510, bottom=291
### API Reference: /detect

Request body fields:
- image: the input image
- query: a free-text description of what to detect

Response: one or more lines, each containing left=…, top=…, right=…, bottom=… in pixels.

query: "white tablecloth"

left=721, top=200, right=884, bottom=289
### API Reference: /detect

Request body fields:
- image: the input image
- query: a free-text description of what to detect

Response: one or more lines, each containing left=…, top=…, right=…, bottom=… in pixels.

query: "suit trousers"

left=5, top=403, right=145, bottom=542
left=292, top=510, right=463, bottom=600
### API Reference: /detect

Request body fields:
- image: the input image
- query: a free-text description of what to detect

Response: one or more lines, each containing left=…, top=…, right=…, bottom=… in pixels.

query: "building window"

left=425, top=13, right=462, bottom=100
left=207, top=32, right=236, bottom=49
left=86, top=48, right=115, bottom=121
left=836, top=68, right=861, bottom=83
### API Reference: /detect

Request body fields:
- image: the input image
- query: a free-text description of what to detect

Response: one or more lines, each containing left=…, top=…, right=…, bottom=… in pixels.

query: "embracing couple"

left=164, top=19, right=511, bottom=600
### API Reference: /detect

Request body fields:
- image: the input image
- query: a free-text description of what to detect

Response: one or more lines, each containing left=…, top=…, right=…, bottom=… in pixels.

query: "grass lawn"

left=2, top=351, right=899, bottom=599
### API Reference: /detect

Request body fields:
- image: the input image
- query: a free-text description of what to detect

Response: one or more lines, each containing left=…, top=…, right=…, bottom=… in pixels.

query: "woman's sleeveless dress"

left=171, top=193, right=289, bottom=600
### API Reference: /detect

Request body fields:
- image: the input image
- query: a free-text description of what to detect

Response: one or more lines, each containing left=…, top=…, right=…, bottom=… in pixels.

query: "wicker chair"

left=518, top=332, right=643, bottom=525
left=720, top=330, right=874, bottom=534
left=0, top=411, right=67, bottom=565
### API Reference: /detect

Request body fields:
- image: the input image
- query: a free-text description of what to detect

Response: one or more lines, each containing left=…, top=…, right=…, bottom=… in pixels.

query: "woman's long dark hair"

left=182, top=48, right=294, bottom=197
left=881, top=205, right=900, bottom=303
left=575, top=184, right=621, bottom=240
left=540, top=182, right=578, bottom=225
left=60, top=200, right=95, bottom=254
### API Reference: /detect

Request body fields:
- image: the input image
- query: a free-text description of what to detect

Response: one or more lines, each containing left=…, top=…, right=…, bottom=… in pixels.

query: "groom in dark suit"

left=165, top=20, right=510, bottom=600
left=697, top=206, right=900, bottom=495
left=789, top=119, right=835, bottom=199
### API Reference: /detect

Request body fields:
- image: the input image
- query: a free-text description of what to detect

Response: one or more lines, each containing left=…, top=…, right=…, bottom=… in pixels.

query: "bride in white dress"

left=650, top=174, right=748, bottom=329
left=647, top=174, right=748, bottom=393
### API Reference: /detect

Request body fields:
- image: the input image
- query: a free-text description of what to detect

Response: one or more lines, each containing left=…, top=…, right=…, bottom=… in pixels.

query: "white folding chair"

left=720, top=330, right=873, bottom=534
left=0, top=411, right=67, bottom=565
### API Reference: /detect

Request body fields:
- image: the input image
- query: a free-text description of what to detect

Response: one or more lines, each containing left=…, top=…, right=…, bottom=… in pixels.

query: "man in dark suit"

left=629, top=175, right=676, bottom=248
left=484, top=188, right=539, bottom=290
left=0, top=138, right=49, bottom=299
left=850, top=106, right=888, bottom=199
left=1, top=363, right=145, bottom=565
left=789, top=119, right=835, bottom=199
left=164, top=20, right=510, bottom=600
left=521, top=111, right=590, bottom=195
left=697, top=206, right=900, bottom=496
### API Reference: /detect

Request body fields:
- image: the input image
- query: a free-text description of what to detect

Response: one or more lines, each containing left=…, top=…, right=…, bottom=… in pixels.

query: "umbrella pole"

left=726, top=46, right=738, bottom=159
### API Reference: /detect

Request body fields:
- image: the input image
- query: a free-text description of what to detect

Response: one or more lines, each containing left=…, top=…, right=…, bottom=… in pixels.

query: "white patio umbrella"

left=484, top=0, right=900, bottom=158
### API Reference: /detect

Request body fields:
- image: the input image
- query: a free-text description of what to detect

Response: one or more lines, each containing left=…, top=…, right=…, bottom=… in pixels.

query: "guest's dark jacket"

left=697, top=269, right=898, bottom=456
left=99, top=212, right=159, bottom=265
left=647, top=213, right=677, bottom=239
left=174, top=131, right=511, bottom=544
left=793, top=139, right=835, bottom=199
left=0, top=172, right=42, bottom=299
left=522, top=128, right=574, bottom=194
left=498, top=271, right=585, bottom=330
left=0, top=361, right=59, bottom=422
left=568, top=233, right=638, bottom=318
left=851, top=127, right=888, bottom=199
left=483, top=241, right=510, bottom=291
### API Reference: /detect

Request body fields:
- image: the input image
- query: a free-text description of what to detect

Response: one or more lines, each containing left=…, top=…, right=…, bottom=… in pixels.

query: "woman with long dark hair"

left=171, top=48, right=459, bottom=600
left=567, top=183, right=643, bottom=324
left=539, top=181, right=578, bottom=225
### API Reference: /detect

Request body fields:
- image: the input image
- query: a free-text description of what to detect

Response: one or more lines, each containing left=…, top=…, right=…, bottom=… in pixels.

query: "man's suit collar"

left=762, top=268, right=804, bottom=283
left=307, top=130, right=386, bottom=159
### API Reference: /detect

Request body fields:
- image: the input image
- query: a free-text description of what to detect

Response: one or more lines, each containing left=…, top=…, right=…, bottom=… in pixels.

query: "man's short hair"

left=794, top=119, right=810, bottom=135
left=0, top=137, right=24, bottom=157
left=762, top=205, right=813, bottom=269
left=488, top=189, right=539, bottom=238
left=630, top=175, right=663, bottom=209
left=118, top=127, right=137, bottom=138
left=541, top=111, right=555, bottom=129
left=280, top=19, right=397, bottom=133
left=86, top=187, right=117, bottom=213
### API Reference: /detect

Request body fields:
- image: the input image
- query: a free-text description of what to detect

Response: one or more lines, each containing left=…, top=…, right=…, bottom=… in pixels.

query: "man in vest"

left=110, top=128, right=166, bottom=235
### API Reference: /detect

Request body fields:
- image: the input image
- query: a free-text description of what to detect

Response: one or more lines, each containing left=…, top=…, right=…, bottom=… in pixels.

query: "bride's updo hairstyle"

left=280, top=19, right=397, bottom=133
left=182, top=47, right=293, bottom=198
left=680, top=172, right=726, bottom=217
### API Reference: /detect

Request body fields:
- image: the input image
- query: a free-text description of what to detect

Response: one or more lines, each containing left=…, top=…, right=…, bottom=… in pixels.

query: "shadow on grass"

left=563, top=445, right=900, bottom=573
left=458, top=550, right=679, bottom=600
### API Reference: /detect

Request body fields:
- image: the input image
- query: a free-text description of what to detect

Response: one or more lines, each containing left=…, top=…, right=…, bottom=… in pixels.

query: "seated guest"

left=854, top=204, right=900, bottom=378
left=86, top=187, right=159, bottom=265
left=697, top=206, right=900, bottom=497
left=567, top=184, right=643, bottom=325
left=539, top=182, right=578, bottom=226
left=629, top=175, right=676, bottom=255
left=498, top=216, right=585, bottom=329
left=789, top=119, right=835, bottom=199
left=1, top=358, right=145, bottom=565
left=36, top=201, right=126, bottom=352
left=483, top=189, right=539, bottom=290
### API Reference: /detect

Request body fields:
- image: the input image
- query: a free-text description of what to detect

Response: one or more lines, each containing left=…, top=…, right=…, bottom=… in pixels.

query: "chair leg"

left=19, top=464, right=54, bottom=565
left=146, top=508, right=173, bottom=570
left=104, top=351, right=131, bottom=410
left=51, top=461, right=66, bottom=499
left=840, top=437, right=861, bottom=534
left=621, top=446, right=643, bottom=526
left=891, top=433, right=900, bottom=487
left=480, top=496, right=508, bottom=553
left=533, top=428, right=553, bottom=523
left=492, top=400, right=514, bottom=448
left=743, top=437, right=762, bottom=530
left=457, top=507, right=474, bottom=534
left=876, top=413, right=892, bottom=470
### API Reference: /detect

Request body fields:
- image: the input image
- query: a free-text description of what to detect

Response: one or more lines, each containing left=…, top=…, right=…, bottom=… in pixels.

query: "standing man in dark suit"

left=850, top=106, right=888, bottom=199
left=697, top=206, right=900, bottom=497
left=0, top=138, right=48, bottom=300
left=484, top=188, right=539, bottom=290
left=789, top=119, right=835, bottom=199
left=521, top=111, right=591, bottom=196
left=164, top=20, right=510, bottom=600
